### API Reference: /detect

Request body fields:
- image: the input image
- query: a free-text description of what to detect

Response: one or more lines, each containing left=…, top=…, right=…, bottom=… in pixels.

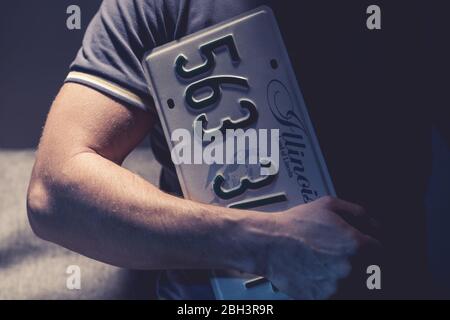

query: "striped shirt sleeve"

left=65, top=0, right=158, bottom=112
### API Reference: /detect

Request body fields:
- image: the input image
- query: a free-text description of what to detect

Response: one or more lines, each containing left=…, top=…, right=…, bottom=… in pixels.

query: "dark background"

left=0, top=0, right=102, bottom=148
left=0, top=0, right=449, bottom=297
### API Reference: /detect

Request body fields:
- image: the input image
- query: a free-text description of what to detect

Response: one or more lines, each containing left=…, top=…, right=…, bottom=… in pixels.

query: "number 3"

left=213, top=161, right=278, bottom=200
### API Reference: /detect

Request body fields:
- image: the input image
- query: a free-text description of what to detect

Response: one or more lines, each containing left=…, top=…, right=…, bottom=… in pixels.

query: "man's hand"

left=259, top=196, right=379, bottom=299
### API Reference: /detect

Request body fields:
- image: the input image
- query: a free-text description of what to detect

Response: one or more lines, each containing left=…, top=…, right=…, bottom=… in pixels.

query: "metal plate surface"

left=143, top=6, right=335, bottom=300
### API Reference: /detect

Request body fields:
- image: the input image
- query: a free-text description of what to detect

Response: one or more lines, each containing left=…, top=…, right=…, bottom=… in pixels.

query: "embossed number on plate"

left=143, top=6, right=335, bottom=300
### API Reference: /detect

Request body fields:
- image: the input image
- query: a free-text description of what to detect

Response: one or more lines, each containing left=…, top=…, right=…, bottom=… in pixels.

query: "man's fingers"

left=325, top=197, right=366, bottom=216
left=359, top=233, right=381, bottom=251
left=321, top=196, right=380, bottom=237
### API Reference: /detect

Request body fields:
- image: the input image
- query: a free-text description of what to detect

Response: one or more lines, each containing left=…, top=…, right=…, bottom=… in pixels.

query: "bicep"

left=37, top=83, right=154, bottom=168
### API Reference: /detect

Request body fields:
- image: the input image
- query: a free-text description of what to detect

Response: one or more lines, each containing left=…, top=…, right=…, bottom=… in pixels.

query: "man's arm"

left=27, top=83, right=377, bottom=299
left=27, top=83, right=265, bottom=273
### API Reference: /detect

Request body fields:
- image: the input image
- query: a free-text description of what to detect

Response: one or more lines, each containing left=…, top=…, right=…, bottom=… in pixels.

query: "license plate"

left=143, top=6, right=335, bottom=300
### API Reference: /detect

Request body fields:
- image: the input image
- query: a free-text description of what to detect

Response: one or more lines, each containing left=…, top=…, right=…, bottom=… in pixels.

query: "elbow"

left=26, top=176, right=57, bottom=242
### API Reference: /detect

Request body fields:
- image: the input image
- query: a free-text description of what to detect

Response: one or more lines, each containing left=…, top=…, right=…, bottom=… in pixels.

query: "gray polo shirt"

left=65, top=0, right=266, bottom=300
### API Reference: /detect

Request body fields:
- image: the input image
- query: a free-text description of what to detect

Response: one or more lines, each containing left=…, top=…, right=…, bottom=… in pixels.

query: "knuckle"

left=345, top=232, right=363, bottom=254
left=359, top=235, right=380, bottom=252
left=354, top=235, right=367, bottom=251
left=319, top=195, right=337, bottom=208
left=351, top=233, right=377, bottom=256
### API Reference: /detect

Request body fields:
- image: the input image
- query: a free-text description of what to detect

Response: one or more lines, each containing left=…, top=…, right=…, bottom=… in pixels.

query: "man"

left=27, top=0, right=447, bottom=299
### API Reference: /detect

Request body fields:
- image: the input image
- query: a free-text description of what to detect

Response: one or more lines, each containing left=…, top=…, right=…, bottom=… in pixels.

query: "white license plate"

left=143, top=6, right=335, bottom=300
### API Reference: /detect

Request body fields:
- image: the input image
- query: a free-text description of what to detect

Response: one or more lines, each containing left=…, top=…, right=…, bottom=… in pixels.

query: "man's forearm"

left=27, top=150, right=270, bottom=274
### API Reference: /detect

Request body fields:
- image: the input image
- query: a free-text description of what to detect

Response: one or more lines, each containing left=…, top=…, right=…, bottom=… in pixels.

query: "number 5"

left=175, top=35, right=241, bottom=79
